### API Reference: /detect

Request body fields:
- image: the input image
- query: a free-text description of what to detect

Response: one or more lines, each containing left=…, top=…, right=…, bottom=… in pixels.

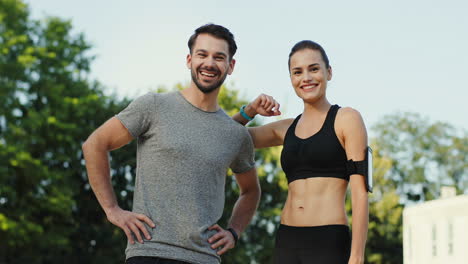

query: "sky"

left=28, top=0, right=468, bottom=132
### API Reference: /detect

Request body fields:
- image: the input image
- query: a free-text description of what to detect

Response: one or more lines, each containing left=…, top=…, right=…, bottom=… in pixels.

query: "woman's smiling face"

left=289, top=48, right=332, bottom=104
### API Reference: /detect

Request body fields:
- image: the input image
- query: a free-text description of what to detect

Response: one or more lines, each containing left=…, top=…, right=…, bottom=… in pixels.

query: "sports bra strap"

left=285, top=114, right=302, bottom=137
left=322, top=105, right=340, bottom=130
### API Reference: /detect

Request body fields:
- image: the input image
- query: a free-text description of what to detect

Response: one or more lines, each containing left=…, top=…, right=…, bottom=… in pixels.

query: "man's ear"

left=228, top=58, right=236, bottom=75
left=186, top=54, right=192, bottom=69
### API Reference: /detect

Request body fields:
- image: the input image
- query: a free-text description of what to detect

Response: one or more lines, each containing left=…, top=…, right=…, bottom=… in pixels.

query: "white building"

left=403, top=187, right=468, bottom=264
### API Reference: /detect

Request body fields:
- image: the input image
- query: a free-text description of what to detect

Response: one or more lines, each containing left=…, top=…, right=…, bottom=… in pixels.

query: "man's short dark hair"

left=188, top=23, right=237, bottom=60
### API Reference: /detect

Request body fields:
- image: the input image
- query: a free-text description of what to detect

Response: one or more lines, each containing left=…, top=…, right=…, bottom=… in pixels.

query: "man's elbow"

left=255, top=187, right=261, bottom=204
left=82, top=134, right=103, bottom=156
left=255, top=182, right=261, bottom=198
left=82, top=135, right=94, bottom=155
left=82, top=138, right=90, bottom=152
left=247, top=182, right=261, bottom=202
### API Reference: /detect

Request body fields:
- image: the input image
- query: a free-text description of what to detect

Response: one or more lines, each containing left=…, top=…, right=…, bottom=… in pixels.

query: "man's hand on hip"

left=106, top=207, right=155, bottom=244
left=207, top=224, right=236, bottom=255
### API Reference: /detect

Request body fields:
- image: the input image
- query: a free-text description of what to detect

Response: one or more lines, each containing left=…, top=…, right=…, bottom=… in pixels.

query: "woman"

left=234, top=40, right=369, bottom=264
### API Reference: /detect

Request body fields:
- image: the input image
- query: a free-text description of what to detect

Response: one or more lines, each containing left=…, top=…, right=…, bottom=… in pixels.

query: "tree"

left=0, top=1, right=134, bottom=262
left=372, top=112, right=468, bottom=202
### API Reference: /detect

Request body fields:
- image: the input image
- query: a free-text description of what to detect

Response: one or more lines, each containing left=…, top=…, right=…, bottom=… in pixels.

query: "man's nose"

left=205, top=57, right=217, bottom=68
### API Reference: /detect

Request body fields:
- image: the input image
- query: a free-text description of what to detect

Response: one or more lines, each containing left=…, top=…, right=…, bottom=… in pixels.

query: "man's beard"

left=191, top=67, right=228, bottom=94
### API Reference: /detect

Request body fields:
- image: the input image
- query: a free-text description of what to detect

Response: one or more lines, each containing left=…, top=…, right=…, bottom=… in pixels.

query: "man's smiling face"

left=187, top=33, right=235, bottom=94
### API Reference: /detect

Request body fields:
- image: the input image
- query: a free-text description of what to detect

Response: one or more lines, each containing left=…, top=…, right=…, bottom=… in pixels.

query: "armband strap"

left=346, top=160, right=366, bottom=175
left=346, top=147, right=373, bottom=193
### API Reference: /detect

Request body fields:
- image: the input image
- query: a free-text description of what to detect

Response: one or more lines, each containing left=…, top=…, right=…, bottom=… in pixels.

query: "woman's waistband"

left=275, top=224, right=350, bottom=249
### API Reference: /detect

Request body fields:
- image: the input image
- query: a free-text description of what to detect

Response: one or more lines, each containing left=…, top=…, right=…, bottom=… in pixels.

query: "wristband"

left=240, top=105, right=254, bottom=121
left=226, top=227, right=239, bottom=245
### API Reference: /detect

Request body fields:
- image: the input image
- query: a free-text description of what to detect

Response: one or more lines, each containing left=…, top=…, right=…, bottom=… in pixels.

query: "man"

left=82, top=24, right=277, bottom=264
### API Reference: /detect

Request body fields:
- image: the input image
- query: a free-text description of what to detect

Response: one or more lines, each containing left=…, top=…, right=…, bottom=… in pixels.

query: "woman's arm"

left=231, top=94, right=290, bottom=148
left=247, top=119, right=293, bottom=148
left=338, top=107, right=369, bottom=264
left=348, top=174, right=369, bottom=264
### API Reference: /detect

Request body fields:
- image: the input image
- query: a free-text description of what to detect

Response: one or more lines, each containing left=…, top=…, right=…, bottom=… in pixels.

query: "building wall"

left=403, top=195, right=468, bottom=264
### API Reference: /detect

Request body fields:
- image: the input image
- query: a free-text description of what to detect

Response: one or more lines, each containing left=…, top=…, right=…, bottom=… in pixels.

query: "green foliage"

left=372, top=112, right=468, bottom=201
left=0, top=1, right=133, bottom=263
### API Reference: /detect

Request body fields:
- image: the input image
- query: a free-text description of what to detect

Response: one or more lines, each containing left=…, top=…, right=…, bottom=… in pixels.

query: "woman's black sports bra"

left=280, top=105, right=349, bottom=184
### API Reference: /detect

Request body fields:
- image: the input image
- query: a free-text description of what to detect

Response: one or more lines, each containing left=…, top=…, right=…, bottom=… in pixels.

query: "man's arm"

left=208, top=167, right=260, bottom=255
left=82, top=117, right=155, bottom=244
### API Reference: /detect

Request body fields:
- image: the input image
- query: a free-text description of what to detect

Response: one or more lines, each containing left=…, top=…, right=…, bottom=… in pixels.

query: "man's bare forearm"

left=227, top=185, right=261, bottom=236
left=82, top=138, right=119, bottom=214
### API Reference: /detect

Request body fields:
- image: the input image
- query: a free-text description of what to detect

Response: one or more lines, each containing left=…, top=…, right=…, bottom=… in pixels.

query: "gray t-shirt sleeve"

left=115, top=93, right=156, bottom=138
left=230, top=129, right=255, bottom=174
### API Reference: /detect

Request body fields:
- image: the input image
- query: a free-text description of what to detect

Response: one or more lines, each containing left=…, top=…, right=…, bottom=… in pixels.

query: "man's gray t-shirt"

left=116, top=91, right=255, bottom=264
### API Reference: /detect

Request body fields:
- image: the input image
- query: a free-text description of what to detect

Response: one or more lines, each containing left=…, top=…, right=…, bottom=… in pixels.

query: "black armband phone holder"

left=346, top=147, right=373, bottom=193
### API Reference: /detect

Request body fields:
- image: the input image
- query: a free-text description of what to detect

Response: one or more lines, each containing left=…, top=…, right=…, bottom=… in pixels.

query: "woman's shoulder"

left=336, top=106, right=364, bottom=123
left=337, top=106, right=361, bottom=115
left=335, top=106, right=366, bottom=138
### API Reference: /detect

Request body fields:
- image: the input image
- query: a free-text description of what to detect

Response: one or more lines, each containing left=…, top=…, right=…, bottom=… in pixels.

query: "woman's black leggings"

left=273, top=224, right=351, bottom=264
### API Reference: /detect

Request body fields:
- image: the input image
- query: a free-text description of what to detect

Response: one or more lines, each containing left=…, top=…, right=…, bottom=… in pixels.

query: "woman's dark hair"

left=288, top=40, right=330, bottom=70
left=188, top=23, right=237, bottom=60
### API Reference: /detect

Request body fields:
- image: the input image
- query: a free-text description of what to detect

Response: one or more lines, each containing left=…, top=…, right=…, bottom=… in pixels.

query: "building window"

left=448, top=221, right=453, bottom=255
left=432, top=224, right=437, bottom=257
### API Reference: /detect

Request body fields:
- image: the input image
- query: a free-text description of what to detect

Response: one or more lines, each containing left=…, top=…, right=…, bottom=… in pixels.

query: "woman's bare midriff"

left=281, top=177, right=348, bottom=227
